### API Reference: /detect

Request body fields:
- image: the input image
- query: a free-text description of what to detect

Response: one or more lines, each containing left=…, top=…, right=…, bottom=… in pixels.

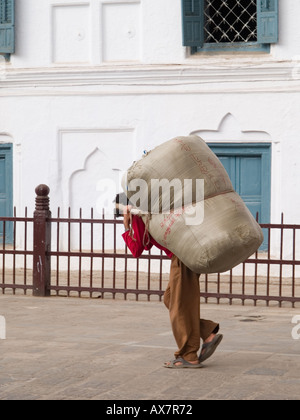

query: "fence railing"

left=1, top=185, right=300, bottom=307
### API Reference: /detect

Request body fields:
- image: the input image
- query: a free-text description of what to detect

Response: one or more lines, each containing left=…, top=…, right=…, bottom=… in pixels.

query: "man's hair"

left=114, top=192, right=129, bottom=217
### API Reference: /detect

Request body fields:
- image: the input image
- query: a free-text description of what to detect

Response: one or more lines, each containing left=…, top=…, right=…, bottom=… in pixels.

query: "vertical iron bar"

left=254, top=212, right=259, bottom=307
left=113, top=212, right=116, bottom=299
left=279, top=213, right=284, bottom=307
left=204, top=273, right=208, bottom=303
left=254, top=240, right=258, bottom=307
left=24, top=207, right=28, bottom=293
left=147, top=250, right=151, bottom=301
left=67, top=207, right=71, bottom=296
left=266, top=226, right=271, bottom=307
left=123, top=218, right=128, bottom=300
left=101, top=209, right=105, bottom=297
left=242, top=262, right=245, bottom=306
left=217, top=273, right=220, bottom=304
left=136, top=258, right=139, bottom=301
left=12, top=207, right=16, bottom=294
left=56, top=207, right=60, bottom=295
left=2, top=221, right=5, bottom=293
left=229, top=269, right=233, bottom=305
left=79, top=208, right=82, bottom=297
left=292, top=227, right=296, bottom=308
left=124, top=248, right=128, bottom=300
left=159, top=251, right=163, bottom=302
left=90, top=208, right=94, bottom=298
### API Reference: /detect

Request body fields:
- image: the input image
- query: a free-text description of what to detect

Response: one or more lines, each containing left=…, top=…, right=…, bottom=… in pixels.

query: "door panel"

left=218, top=156, right=235, bottom=180
left=238, top=155, right=262, bottom=219
left=238, top=156, right=262, bottom=196
left=0, top=145, right=13, bottom=243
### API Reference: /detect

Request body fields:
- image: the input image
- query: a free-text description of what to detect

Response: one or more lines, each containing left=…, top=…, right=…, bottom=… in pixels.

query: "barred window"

left=182, top=0, right=278, bottom=51
left=204, top=0, right=257, bottom=44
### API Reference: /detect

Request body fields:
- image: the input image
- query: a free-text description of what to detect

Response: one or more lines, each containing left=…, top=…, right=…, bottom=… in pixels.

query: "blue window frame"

left=208, top=143, right=271, bottom=251
left=181, top=0, right=278, bottom=53
left=0, top=143, right=13, bottom=244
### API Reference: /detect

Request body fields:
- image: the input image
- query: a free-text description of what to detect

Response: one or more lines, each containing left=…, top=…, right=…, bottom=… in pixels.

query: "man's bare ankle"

left=204, top=333, right=216, bottom=344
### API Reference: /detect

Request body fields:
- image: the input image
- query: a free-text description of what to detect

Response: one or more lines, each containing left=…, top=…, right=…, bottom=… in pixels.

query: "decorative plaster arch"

left=191, top=113, right=272, bottom=143
left=69, top=146, right=121, bottom=216
left=57, top=127, right=136, bottom=217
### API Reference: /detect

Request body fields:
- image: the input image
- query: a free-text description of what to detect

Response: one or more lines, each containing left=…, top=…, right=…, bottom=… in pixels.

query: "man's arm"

left=122, top=207, right=147, bottom=258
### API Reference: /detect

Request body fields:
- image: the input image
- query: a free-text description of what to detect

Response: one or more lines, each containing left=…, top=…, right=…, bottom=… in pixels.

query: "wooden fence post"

left=33, top=184, right=51, bottom=297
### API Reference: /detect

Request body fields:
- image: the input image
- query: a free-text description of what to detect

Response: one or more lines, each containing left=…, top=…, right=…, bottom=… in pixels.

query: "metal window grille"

left=204, top=0, right=257, bottom=44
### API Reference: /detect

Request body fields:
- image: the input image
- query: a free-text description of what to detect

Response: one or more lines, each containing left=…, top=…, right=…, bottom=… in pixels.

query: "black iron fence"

left=1, top=185, right=300, bottom=307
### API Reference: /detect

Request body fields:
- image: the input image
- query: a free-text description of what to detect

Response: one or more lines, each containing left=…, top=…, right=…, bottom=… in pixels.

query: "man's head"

left=114, top=192, right=130, bottom=217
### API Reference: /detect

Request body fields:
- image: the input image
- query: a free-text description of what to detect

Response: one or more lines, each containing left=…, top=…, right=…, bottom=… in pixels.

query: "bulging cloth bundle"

left=122, top=135, right=263, bottom=274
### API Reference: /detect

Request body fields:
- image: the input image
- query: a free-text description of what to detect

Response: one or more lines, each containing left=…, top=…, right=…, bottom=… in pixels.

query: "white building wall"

left=1, top=0, right=300, bottom=259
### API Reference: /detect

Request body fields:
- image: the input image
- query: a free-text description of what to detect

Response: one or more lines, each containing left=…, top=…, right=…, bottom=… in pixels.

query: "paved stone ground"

left=0, top=294, right=300, bottom=400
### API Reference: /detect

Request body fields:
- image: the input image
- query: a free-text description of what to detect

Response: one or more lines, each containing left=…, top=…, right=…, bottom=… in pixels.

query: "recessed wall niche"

left=52, top=4, right=91, bottom=64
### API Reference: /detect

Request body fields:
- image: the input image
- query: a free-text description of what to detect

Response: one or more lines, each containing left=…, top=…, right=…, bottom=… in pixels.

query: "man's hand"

left=123, top=205, right=132, bottom=231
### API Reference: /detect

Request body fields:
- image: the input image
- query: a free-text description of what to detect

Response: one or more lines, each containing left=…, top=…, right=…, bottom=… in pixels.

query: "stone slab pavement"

left=0, top=294, right=300, bottom=401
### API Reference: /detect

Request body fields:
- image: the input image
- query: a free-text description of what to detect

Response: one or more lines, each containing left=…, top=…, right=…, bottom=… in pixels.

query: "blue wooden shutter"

left=0, top=0, right=15, bottom=54
left=257, top=0, right=278, bottom=44
left=181, top=0, right=204, bottom=47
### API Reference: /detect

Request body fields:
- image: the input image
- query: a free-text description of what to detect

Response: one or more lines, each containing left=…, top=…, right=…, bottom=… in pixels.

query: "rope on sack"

left=127, top=206, right=151, bottom=247
left=128, top=210, right=136, bottom=241
left=143, top=213, right=151, bottom=248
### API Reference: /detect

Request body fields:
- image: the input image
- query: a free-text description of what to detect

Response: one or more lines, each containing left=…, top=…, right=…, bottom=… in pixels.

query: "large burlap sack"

left=123, top=135, right=264, bottom=274
left=124, top=136, right=234, bottom=213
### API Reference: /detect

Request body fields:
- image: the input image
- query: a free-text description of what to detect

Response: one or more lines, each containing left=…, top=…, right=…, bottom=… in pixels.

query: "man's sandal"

left=199, top=334, right=223, bottom=363
left=164, top=357, right=203, bottom=369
